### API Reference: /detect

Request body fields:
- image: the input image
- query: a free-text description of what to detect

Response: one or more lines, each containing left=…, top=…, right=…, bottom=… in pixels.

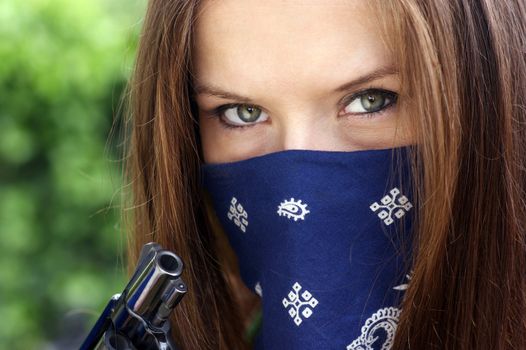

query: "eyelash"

left=207, top=88, right=398, bottom=130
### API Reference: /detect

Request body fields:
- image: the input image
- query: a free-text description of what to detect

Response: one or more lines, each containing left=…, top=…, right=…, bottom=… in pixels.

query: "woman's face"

left=192, top=0, right=412, bottom=164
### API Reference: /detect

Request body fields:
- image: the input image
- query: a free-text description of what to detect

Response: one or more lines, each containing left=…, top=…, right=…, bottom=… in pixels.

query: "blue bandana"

left=200, top=147, right=415, bottom=349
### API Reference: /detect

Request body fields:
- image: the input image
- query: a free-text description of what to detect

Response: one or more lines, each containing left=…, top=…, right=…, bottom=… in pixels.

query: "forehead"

left=192, top=0, right=391, bottom=99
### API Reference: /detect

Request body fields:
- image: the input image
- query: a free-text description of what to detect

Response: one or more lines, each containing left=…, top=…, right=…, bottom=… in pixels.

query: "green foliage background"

left=0, top=0, right=145, bottom=348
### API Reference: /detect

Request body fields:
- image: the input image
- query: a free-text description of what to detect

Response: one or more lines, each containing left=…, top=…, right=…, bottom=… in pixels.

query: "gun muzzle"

left=79, top=242, right=187, bottom=350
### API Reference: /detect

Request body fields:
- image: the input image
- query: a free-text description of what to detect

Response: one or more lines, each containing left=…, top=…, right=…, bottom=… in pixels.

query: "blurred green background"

left=0, top=0, right=145, bottom=348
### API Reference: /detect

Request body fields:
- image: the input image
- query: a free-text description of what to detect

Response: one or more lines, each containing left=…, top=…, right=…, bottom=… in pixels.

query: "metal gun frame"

left=80, top=242, right=187, bottom=350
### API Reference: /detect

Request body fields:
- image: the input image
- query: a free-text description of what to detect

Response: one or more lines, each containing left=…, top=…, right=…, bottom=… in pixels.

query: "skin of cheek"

left=198, top=106, right=415, bottom=164
left=198, top=113, right=278, bottom=163
left=337, top=107, right=416, bottom=150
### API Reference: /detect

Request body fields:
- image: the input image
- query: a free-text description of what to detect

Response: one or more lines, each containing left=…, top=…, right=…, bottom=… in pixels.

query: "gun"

left=79, top=242, right=187, bottom=350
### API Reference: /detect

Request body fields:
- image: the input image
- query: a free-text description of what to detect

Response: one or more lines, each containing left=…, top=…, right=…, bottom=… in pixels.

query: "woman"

left=123, top=0, right=526, bottom=348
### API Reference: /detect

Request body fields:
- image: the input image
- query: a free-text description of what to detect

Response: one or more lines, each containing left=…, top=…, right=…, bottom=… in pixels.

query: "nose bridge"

left=278, top=111, right=324, bottom=151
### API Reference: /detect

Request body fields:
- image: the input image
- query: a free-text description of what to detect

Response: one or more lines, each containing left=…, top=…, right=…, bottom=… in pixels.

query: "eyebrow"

left=192, top=66, right=398, bottom=103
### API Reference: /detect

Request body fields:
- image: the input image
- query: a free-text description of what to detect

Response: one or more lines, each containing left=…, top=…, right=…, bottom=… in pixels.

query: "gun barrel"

left=79, top=243, right=187, bottom=350
left=124, top=248, right=185, bottom=320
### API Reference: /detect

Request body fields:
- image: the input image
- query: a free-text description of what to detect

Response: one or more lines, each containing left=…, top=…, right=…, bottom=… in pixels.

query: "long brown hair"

left=123, top=0, right=526, bottom=348
left=380, top=1, right=526, bottom=348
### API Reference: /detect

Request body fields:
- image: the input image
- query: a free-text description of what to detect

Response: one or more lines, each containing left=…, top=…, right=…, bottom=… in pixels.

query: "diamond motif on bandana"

left=277, top=198, right=310, bottom=221
left=346, top=307, right=401, bottom=350
left=369, top=187, right=412, bottom=225
left=227, top=197, right=248, bottom=232
left=282, top=282, right=318, bottom=326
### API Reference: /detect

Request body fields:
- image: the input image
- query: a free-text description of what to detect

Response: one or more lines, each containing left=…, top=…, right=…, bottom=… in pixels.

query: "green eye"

left=237, top=105, right=261, bottom=122
left=344, top=90, right=397, bottom=115
left=222, top=105, right=269, bottom=126
left=361, top=93, right=385, bottom=112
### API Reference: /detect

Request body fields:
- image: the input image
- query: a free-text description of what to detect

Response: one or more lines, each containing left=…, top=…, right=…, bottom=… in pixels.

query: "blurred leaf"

left=0, top=0, right=144, bottom=348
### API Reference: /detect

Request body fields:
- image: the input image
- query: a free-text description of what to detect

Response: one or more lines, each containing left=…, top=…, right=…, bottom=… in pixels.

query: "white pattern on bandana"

left=346, top=307, right=401, bottom=350
left=369, top=187, right=412, bottom=225
left=277, top=198, right=310, bottom=221
left=227, top=196, right=248, bottom=232
left=254, top=281, right=263, bottom=297
left=282, top=282, right=319, bottom=326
